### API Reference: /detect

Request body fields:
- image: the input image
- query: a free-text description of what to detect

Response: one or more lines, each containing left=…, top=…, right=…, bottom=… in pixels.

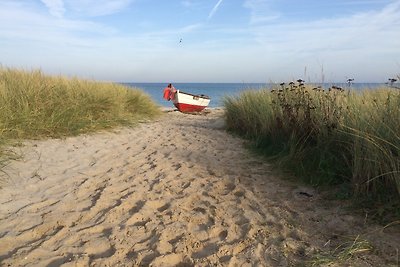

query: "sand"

left=0, top=109, right=399, bottom=266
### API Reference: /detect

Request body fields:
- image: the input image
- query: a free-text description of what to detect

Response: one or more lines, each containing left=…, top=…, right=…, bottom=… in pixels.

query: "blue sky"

left=1, top=0, right=399, bottom=83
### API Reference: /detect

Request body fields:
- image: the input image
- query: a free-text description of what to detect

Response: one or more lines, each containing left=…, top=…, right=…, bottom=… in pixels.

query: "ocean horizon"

left=123, top=82, right=390, bottom=108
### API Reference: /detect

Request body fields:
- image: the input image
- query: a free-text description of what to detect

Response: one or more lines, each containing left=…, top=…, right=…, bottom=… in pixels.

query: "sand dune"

left=0, top=109, right=398, bottom=266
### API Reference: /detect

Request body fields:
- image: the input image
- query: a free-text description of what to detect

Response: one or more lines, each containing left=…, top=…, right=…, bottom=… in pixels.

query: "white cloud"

left=1, top=0, right=399, bottom=82
left=65, top=0, right=134, bottom=17
left=248, top=0, right=400, bottom=53
left=40, top=0, right=65, bottom=18
left=243, top=0, right=280, bottom=24
left=242, top=1, right=400, bottom=82
left=181, top=0, right=197, bottom=8
left=180, top=23, right=203, bottom=33
left=0, top=1, right=116, bottom=47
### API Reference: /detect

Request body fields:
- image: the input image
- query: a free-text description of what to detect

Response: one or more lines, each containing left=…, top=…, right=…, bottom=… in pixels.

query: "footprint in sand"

left=128, top=200, right=145, bottom=215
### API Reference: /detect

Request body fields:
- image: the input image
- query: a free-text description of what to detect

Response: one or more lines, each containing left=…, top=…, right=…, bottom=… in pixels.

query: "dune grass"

left=224, top=82, right=400, bottom=222
left=310, top=235, right=373, bottom=266
left=0, top=67, right=161, bottom=168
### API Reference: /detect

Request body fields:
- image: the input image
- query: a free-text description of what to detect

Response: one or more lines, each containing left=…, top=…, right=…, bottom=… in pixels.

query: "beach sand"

left=0, top=109, right=398, bottom=266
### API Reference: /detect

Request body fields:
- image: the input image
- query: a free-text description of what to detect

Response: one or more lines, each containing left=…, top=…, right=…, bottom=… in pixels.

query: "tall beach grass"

left=224, top=82, right=400, bottom=221
left=0, top=67, right=161, bottom=166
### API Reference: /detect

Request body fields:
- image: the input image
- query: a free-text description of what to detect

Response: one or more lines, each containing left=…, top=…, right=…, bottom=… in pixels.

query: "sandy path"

left=0, top=109, right=399, bottom=266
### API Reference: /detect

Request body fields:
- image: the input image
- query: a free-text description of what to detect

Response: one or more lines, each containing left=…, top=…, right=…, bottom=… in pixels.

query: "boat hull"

left=173, top=90, right=210, bottom=113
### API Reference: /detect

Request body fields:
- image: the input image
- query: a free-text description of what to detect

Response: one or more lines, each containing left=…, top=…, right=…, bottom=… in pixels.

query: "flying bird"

left=179, top=38, right=182, bottom=43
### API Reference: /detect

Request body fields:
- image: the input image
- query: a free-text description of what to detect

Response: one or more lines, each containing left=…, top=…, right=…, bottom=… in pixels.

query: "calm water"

left=123, top=82, right=386, bottom=108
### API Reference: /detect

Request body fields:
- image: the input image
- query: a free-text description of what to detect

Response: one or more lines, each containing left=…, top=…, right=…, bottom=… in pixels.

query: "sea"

left=122, top=82, right=387, bottom=108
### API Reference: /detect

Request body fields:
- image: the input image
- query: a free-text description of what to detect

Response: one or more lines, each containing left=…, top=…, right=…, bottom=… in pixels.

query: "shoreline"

left=0, top=109, right=398, bottom=266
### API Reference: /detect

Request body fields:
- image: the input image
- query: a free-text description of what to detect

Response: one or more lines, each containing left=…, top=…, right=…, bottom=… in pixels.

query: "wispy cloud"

left=180, top=23, right=203, bottom=33
left=0, top=1, right=116, bottom=47
left=65, top=0, right=134, bottom=17
left=41, top=0, right=65, bottom=18
left=181, top=0, right=198, bottom=8
left=1, top=0, right=399, bottom=82
left=243, top=0, right=280, bottom=24
left=208, top=0, right=223, bottom=20
left=233, top=0, right=400, bottom=82
left=252, top=0, right=400, bottom=50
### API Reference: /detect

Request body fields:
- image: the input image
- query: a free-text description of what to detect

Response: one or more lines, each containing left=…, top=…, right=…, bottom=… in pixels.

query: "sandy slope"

left=0, top=109, right=399, bottom=267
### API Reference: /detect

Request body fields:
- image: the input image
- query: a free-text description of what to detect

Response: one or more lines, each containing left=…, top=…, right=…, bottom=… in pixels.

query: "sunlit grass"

left=0, top=67, right=161, bottom=173
left=224, top=82, right=400, bottom=221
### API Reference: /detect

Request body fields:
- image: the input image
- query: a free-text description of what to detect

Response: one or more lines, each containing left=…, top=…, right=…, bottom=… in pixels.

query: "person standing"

left=163, top=83, right=176, bottom=101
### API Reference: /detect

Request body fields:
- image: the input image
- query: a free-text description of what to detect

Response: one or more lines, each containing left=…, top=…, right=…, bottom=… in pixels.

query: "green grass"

left=0, top=67, right=161, bottom=170
left=224, top=82, right=400, bottom=222
left=310, top=235, right=373, bottom=266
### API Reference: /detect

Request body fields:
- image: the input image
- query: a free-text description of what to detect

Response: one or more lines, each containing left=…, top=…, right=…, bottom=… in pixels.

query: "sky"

left=1, top=0, right=400, bottom=83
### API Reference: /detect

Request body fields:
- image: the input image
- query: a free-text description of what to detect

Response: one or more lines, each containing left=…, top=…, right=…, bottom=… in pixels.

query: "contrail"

left=208, top=0, right=223, bottom=20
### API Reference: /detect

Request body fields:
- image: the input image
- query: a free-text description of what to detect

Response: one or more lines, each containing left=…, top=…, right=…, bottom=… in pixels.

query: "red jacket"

left=163, top=86, right=176, bottom=101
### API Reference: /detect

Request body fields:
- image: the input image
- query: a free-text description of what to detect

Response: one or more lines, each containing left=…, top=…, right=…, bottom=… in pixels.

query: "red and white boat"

left=163, top=85, right=210, bottom=113
left=172, top=90, right=211, bottom=113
